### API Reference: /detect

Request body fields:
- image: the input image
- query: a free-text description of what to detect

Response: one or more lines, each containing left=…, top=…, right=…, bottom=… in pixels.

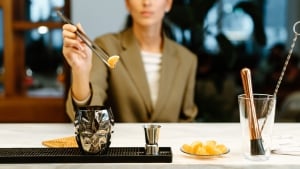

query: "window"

left=0, top=0, right=70, bottom=122
left=25, top=28, right=64, bottom=97
left=25, top=0, right=65, bottom=97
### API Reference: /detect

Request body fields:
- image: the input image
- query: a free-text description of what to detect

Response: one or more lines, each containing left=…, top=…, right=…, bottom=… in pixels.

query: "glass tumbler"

left=238, top=93, right=276, bottom=161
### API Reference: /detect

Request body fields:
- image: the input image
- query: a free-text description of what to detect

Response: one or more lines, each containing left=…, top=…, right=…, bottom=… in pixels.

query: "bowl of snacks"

left=180, top=140, right=229, bottom=158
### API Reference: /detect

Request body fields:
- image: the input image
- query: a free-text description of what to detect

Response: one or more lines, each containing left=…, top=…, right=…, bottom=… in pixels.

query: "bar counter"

left=0, top=123, right=299, bottom=169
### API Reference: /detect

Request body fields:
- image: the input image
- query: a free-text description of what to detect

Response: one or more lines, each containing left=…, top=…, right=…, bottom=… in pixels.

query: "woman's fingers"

left=63, top=45, right=88, bottom=67
left=63, top=36, right=85, bottom=51
left=62, top=23, right=89, bottom=51
left=62, top=24, right=77, bottom=32
left=63, top=47, right=86, bottom=60
left=62, top=29, right=77, bottom=39
left=62, top=23, right=92, bottom=69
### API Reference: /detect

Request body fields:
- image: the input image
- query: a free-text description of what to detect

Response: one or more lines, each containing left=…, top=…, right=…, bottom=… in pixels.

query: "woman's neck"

left=133, top=24, right=163, bottom=53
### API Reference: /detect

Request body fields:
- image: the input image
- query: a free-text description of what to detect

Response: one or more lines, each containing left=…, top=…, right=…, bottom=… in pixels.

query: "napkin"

left=42, top=136, right=78, bottom=148
left=271, top=135, right=300, bottom=156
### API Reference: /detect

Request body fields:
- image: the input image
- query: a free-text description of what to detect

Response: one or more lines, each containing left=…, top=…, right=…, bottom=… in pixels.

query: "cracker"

left=42, top=136, right=78, bottom=148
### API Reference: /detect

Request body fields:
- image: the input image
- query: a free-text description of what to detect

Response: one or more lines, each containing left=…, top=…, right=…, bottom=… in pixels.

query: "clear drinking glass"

left=238, top=93, right=276, bottom=161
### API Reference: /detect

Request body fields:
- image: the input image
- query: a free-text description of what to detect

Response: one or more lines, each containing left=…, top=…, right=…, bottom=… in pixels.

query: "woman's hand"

left=62, top=23, right=92, bottom=75
left=62, top=23, right=92, bottom=101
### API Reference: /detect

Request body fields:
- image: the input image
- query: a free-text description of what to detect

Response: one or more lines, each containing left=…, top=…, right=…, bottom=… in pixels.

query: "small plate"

left=180, top=146, right=230, bottom=158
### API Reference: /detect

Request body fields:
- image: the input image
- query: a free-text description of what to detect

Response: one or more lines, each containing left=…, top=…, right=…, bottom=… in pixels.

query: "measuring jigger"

left=144, top=124, right=161, bottom=155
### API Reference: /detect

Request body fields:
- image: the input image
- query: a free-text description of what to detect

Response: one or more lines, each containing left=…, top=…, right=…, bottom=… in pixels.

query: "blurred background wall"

left=71, top=0, right=128, bottom=40
left=1, top=0, right=300, bottom=122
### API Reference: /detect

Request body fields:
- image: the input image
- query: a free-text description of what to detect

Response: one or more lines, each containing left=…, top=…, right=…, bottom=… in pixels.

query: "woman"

left=62, top=0, right=198, bottom=122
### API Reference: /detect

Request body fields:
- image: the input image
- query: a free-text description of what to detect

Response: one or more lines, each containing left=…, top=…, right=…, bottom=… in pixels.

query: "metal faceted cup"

left=74, top=106, right=114, bottom=154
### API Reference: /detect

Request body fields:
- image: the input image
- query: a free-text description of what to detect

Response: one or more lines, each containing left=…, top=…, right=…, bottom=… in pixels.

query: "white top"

left=141, top=50, right=162, bottom=106
left=0, top=123, right=299, bottom=169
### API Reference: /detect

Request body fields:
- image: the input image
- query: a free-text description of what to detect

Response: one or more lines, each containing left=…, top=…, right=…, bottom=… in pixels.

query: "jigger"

left=144, top=124, right=161, bottom=155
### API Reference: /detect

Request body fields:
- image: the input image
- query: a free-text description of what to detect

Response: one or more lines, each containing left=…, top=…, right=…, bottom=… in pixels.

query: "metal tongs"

left=56, top=11, right=115, bottom=68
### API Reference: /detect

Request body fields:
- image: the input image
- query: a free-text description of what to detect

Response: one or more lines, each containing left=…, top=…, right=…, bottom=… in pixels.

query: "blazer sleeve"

left=65, top=54, right=108, bottom=122
left=65, top=34, right=115, bottom=122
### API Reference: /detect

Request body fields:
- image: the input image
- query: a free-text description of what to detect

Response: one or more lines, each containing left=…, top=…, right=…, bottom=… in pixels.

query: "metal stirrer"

left=274, top=21, right=300, bottom=96
left=260, top=21, right=300, bottom=132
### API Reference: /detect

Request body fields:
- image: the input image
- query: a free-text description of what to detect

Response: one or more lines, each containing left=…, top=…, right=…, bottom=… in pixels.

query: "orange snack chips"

left=108, top=55, right=120, bottom=69
left=181, top=140, right=228, bottom=155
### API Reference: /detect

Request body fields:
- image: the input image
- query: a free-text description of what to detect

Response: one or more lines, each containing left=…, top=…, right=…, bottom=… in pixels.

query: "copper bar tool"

left=240, top=68, right=265, bottom=155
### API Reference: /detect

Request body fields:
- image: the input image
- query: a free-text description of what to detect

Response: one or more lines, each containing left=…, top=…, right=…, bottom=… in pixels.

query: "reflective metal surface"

left=144, top=124, right=161, bottom=155
left=74, top=106, right=114, bottom=154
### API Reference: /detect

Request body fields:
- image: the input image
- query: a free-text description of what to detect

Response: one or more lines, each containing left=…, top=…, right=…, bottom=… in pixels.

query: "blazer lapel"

left=119, top=29, right=153, bottom=114
left=151, top=37, right=179, bottom=119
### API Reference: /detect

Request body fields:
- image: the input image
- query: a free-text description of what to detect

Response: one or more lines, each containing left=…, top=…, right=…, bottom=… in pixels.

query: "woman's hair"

left=123, top=15, right=133, bottom=30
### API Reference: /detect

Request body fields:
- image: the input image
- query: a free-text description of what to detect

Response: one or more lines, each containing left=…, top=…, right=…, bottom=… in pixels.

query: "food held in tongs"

left=56, top=11, right=119, bottom=69
left=240, top=68, right=265, bottom=155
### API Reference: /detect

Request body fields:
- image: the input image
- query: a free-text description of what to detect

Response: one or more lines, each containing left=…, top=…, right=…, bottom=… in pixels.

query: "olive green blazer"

left=66, top=28, right=198, bottom=122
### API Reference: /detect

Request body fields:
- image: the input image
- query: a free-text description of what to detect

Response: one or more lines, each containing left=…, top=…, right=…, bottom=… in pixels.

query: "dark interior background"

left=165, top=0, right=300, bottom=122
